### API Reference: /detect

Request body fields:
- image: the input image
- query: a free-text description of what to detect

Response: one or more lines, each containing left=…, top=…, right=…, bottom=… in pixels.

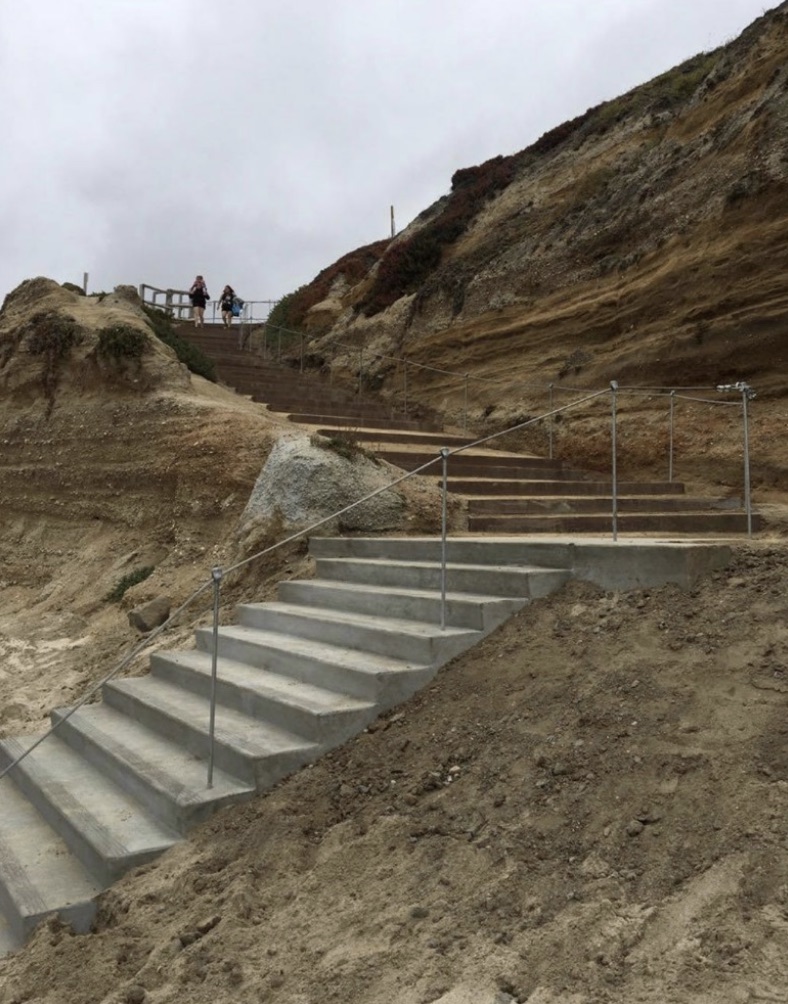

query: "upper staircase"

left=177, top=324, right=760, bottom=536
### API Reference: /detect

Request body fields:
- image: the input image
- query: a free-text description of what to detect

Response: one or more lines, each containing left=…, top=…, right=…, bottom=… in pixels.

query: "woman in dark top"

left=189, top=275, right=209, bottom=327
left=219, top=285, right=237, bottom=328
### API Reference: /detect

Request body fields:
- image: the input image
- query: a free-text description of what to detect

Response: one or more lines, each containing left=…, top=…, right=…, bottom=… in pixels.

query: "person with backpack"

left=219, top=284, right=242, bottom=328
left=189, top=275, right=210, bottom=327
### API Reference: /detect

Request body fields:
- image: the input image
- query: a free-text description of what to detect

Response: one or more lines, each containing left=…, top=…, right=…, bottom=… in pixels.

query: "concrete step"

left=445, top=478, right=686, bottom=496
left=50, top=705, right=255, bottom=835
left=468, top=511, right=761, bottom=534
left=149, top=649, right=376, bottom=746
left=377, top=449, right=578, bottom=473
left=277, top=578, right=527, bottom=630
left=310, top=557, right=569, bottom=599
left=103, top=676, right=318, bottom=788
left=400, top=461, right=593, bottom=481
left=263, top=401, right=395, bottom=421
left=468, top=496, right=744, bottom=514
left=0, top=775, right=101, bottom=942
left=316, top=428, right=475, bottom=447
left=285, top=413, right=444, bottom=432
left=307, top=535, right=735, bottom=591
left=192, top=624, right=434, bottom=705
left=233, top=601, right=479, bottom=665
left=0, top=737, right=179, bottom=886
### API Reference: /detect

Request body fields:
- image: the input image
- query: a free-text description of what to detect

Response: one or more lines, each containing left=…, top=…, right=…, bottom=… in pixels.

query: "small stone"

left=125, top=987, right=146, bottom=1004
left=410, top=905, right=429, bottom=919
left=128, top=596, right=171, bottom=633
left=626, top=820, right=645, bottom=837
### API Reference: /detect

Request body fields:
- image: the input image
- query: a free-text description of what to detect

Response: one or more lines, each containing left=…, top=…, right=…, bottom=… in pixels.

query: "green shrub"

left=61, top=281, right=85, bottom=296
left=23, top=311, right=84, bottom=412
left=25, top=311, right=83, bottom=358
left=358, top=154, right=522, bottom=316
left=104, top=565, right=154, bottom=603
left=97, top=324, right=149, bottom=359
left=142, top=306, right=216, bottom=382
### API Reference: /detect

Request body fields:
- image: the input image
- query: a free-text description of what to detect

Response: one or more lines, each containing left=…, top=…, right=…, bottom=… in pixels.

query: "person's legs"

left=195, top=306, right=205, bottom=327
left=222, top=309, right=232, bottom=328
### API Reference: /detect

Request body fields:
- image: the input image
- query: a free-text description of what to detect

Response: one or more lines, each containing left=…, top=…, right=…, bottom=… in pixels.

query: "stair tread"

left=239, top=600, right=477, bottom=638
left=156, top=649, right=375, bottom=713
left=314, top=556, right=563, bottom=575
left=107, top=676, right=318, bottom=756
left=0, top=737, right=179, bottom=859
left=53, top=704, right=255, bottom=807
left=282, top=577, right=533, bottom=603
left=0, top=777, right=102, bottom=916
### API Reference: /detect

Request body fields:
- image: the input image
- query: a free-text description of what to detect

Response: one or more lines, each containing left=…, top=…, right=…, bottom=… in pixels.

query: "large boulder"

left=239, top=432, right=462, bottom=537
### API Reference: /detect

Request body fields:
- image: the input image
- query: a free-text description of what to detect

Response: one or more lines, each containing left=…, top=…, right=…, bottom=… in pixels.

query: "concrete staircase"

left=1, top=535, right=605, bottom=956
left=0, top=536, right=733, bottom=955
left=175, top=326, right=760, bottom=536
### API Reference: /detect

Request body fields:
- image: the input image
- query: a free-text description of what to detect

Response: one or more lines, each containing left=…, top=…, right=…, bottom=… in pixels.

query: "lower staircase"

left=0, top=536, right=731, bottom=956
left=177, top=325, right=760, bottom=536
left=0, top=537, right=575, bottom=955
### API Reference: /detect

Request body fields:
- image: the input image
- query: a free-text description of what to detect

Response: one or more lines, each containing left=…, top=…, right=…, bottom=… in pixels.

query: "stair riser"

left=447, top=480, right=686, bottom=496
left=469, top=514, right=760, bottom=533
left=284, top=414, right=443, bottom=432
left=276, top=580, right=528, bottom=630
left=193, top=628, right=430, bottom=703
left=311, top=559, right=567, bottom=599
left=233, top=607, right=472, bottom=664
left=323, top=430, right=473, bottom=447
left=149, top=655, right=376, bottom=745
left=468, top=498, right=742, bottom=514
left=0, top=916, right=21, bottom=957
left=0, top=742, right=163, bottom=888
left=0, top=882, right=95, bottom=945
left=48, top=711, right=240, bottom=836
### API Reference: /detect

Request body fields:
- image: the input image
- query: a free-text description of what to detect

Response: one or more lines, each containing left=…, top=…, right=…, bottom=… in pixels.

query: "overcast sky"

left=0, top=0, right=776, bottom=306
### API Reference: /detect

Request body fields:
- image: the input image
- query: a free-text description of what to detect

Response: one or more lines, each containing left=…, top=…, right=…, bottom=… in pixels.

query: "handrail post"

left=610, top=381, right=619, bottom=542
left=668, top=390, right=676, bottom=482
left=548, top=382, right=554, bottom=459
left=440, top=447, right=450, bottom=630
left=207, top=565, right=223, bottom=789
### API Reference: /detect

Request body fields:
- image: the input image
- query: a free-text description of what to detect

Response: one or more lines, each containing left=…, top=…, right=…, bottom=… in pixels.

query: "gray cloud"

left=0, top=0, right=775, bottom=305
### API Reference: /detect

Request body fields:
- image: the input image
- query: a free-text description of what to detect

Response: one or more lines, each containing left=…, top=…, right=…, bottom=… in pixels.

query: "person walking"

left=189, top=275, right=210, bottom=327
left=219, top=284, right=238, bottom=328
